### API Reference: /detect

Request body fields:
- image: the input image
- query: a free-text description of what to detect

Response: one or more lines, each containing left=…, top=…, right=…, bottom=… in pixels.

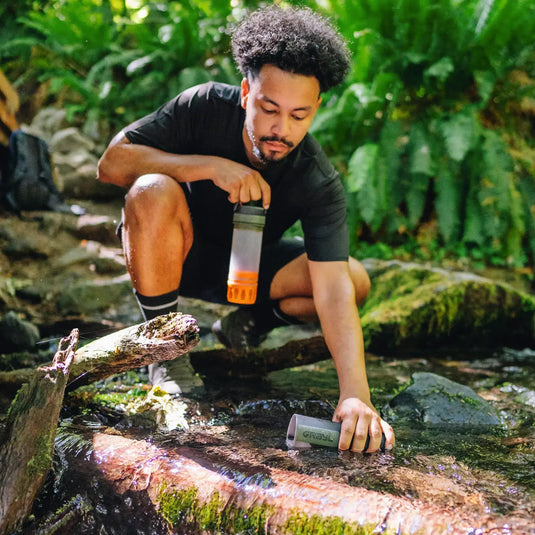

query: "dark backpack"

left=1, top=129, right=83, bottom=214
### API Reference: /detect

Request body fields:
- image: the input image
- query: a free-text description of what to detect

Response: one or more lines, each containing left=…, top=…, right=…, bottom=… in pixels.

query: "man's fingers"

left=349, top=417, right=370, bottom=453
left=338, top=417, right=356, bottom=451
left=381, top=420, right=396, bottom=451
left=259, top=178, right=271, bottom=209
left=363, top=419, right=383, bottom=453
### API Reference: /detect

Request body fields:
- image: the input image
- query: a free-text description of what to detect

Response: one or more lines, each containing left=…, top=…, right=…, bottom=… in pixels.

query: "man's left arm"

left=308, top=259, right=395, bottom=452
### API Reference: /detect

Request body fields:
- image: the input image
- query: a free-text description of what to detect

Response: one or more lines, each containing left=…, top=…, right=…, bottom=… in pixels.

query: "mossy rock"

left=382, top=372, right=501, bottom=428
left=360, top=260, right=535, bottom=355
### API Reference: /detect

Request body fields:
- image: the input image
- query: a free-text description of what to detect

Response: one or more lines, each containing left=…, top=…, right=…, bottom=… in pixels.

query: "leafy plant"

left=307, top=0, right=535, bottom=267
left=0, top=0, right=240, bottom=135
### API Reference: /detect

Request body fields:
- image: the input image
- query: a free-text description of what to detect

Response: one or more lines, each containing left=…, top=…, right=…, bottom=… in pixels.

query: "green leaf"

left=439, top=109, right=475, bottom=162
left=176, top=67, right=213, bottom=93
left=463, top=176, right=484, bottom=245
left=409, top=123, right=433, bottom=176
left=406, top=172, right=430, bottom=226
left=424, top=56, right=455, bottom=84
left=347, top=144, right=379, bottom=194
left=435, top=166, right=461, bottom=241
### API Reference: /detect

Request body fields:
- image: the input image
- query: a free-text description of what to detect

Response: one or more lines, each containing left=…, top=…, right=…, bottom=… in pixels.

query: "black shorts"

left=117, top=220, right=305, bottom=305
left=180, top=234, right=305, bottom=305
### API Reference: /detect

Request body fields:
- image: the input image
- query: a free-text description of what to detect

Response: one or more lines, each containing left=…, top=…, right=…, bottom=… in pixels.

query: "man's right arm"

left=97, top=132, right=271, bottom=208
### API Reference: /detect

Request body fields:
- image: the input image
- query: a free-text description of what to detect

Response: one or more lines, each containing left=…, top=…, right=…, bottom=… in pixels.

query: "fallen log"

left=67, top=312, right=200, bottom=389
left=190, top=334, right=329, bottom=379
left=80, top=432, right=529, bottom=535
left=0, top=329, right=78, bottom=535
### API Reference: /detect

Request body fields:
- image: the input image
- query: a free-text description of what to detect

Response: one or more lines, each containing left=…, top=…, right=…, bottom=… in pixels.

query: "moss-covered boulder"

left=382, top=372, right=501, bottom=428
left=360, top=259, right=535, bottom=355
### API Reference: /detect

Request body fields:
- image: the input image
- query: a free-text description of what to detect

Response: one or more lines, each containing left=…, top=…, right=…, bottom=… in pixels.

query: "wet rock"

left=53, top=241, right=124, bottom=275
left=0, top=311, right=40, bottom=353
left=0, top=224, right=49, bottom=260
left=53, top=151, right=123, bottom=200
left=383, top=372, right=502, bottom=428
left=56, top=274, right=132, bottom=315
left=76, top=214, right=120, bottom=245
left=516, top=389, right=535, bottom=408
left=361, top=259, right=535, bottom=354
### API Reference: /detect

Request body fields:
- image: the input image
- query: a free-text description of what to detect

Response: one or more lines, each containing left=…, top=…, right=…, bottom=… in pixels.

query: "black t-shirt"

left=123, top=82, right=349, bottom=262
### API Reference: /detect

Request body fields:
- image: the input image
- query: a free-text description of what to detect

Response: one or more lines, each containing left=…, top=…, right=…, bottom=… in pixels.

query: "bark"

left=0, top=329, right=78, bottom=535
left=82, top=432, right=529, bottom=535
left=190, top=334, right=329, bottom=379
left=67, top=312, right=200, bottom=389
left=0, top=313, right=199, bottom=534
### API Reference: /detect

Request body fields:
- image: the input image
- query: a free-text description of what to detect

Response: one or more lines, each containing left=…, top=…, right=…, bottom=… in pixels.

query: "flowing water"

left=10, top=341, right=535, bottom=534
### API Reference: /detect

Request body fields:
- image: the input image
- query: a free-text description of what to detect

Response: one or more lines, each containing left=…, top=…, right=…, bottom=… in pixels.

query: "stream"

left=6, top=336, right=535, bottom=534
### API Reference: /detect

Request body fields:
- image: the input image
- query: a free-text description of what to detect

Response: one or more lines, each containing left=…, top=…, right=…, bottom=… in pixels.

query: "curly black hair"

left=231, top=5, right=351, bottom=93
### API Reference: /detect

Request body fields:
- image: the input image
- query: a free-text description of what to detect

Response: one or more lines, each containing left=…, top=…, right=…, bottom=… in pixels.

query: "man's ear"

left=240, top=77, right=250, bottom=109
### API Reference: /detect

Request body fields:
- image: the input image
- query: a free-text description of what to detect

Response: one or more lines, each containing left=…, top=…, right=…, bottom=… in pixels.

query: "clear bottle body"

left=227, top=205, right=265, bottom=304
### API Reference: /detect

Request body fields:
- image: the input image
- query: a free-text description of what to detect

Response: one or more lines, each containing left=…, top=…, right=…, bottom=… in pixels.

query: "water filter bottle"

left=227, top=203, right=266, bottom=305
left=286, top=414, right=387, bottom=451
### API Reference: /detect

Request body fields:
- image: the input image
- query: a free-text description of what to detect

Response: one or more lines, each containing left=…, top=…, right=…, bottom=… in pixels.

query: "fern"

left=438, top=108, right=477, bottom=162
left=347, top=144, right=379, bottom=225
left=435, top=166, right=461, bottom=241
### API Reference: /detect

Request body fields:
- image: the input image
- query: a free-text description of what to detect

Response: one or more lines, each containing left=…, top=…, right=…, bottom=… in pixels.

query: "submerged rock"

left=383, top=372, right=502, bottom=428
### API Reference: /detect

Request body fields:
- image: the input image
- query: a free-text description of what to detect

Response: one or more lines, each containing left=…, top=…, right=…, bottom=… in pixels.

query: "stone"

left=0, top=311, right=40, bottom=353
left=382, top=372, right=502, bottom=428
left=360, top=259, right=535, bottom=355
left=56, top=159, right=124, bottom=200
left=76, top=214, right=120, bottom=245
left=23, top=107, right=70, bottom=143
left=55, top=274, right=132, bottom=315
left=50, top=127, right=96, bottom=154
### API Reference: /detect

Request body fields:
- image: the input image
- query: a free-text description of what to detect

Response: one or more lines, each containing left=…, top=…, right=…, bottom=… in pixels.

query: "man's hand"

left=208, top=156, right=271, bottom=208
left=334, top=397, right=395, bottom=453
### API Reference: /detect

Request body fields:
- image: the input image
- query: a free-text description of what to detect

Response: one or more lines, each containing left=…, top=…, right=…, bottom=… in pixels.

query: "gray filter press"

left=286, top=414, right=342, bottom=449
left=286, top=414, right=387, bottom=451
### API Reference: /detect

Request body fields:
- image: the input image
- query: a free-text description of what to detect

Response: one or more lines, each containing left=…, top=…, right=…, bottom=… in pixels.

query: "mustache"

left=260, top=136, right=294, bottom=148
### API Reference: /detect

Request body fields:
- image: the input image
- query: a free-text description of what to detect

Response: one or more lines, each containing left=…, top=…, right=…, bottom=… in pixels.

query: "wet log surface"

left=0, top=330, right=78, bottom=535
left=48, top=429, right=532, bottom=535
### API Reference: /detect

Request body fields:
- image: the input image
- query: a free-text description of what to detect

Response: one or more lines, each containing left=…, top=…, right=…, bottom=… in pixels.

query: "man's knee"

left=125, top=174, right=190, bottom=225
left=349, top=257, right=371, bottom=306
left=124, top=174, right=193, bottom=246
left=125, top=174, right=179, bottom=214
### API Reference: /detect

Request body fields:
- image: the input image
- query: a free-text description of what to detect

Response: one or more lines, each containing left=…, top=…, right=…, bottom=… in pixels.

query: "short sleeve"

left=301, top=170, right=349, bottom=262
left=122, top=85, right=203, bottom=153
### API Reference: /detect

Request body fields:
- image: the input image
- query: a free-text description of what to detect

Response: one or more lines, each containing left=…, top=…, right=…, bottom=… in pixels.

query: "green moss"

left=158, top=486, right=274, bottom=533
left=361, top=263, right=535, bottom=351
left=158, top=486, right=397, bottom=534
left=284, top=512, right=383, bottom=535
left=27, top=433, right=53, bottom=478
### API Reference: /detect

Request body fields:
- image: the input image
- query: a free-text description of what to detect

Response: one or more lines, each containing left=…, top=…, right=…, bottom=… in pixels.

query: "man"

left=97, top=5, right=394, bottom=453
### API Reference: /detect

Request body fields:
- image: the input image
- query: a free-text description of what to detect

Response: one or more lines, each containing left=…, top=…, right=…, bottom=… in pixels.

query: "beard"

left=246, top=123, right=294, bottom=167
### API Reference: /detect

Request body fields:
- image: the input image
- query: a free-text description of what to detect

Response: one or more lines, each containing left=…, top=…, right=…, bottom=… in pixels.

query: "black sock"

left=250, top=300, right=302, bottom=335
left=134, top=288, right=180, bottom=321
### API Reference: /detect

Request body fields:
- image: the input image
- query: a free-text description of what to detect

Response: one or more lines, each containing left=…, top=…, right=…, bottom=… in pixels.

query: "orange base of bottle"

left=227, top=271, right=258, bottom=304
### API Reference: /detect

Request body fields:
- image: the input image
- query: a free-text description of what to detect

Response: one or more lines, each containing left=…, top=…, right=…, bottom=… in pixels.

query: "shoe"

left=212, top=308, right=267, bottom=350
left=148, top=363, right=181, bottom=395
left=148, top=356, right=204, bottom=396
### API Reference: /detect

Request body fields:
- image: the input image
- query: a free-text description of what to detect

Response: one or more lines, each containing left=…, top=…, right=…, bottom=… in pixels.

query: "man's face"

left=241, top=64, right=322, bottom=167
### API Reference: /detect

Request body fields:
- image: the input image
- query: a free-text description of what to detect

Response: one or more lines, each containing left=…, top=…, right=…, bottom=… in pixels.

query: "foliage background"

left=1, top=0, right=534, bottom=274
